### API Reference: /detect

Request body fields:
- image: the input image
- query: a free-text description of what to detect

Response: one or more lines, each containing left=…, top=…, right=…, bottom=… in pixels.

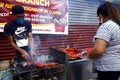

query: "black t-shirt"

left=4, top=20, right=32, bottom=47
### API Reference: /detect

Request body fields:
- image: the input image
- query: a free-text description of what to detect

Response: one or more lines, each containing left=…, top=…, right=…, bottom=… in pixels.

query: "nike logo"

left=15, top=29, right=27, bottom=35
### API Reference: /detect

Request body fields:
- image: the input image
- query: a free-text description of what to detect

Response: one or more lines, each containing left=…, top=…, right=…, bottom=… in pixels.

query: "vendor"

left=4, top=5, right=36, bottom=65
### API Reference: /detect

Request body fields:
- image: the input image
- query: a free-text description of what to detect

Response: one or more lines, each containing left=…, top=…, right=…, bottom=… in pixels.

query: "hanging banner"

left=0, top=0, right=68, bottom=34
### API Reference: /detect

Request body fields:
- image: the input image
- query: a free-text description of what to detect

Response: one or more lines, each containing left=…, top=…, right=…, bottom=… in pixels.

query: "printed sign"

left=0, top=0, right=68, bottom=34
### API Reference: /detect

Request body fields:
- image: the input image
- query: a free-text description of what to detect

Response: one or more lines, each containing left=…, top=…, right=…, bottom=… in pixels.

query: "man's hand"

left=31, top=50, right=37, bottom=61
left=20, top=49, right=30, bottom=59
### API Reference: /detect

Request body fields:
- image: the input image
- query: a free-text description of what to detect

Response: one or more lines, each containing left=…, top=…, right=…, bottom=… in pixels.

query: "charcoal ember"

left=36, top=63, right=44, bottom=68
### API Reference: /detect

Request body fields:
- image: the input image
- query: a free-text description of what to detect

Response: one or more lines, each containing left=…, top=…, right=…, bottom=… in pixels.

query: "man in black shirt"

left=4, top=5, right=36, bottom=65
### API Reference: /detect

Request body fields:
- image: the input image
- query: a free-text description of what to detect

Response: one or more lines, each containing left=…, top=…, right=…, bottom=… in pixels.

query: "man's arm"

left=7, top=36, right=29, bottom=59
left=28, top=33, right=34, bottom=50
left=28, top=33, right=36, bottom=59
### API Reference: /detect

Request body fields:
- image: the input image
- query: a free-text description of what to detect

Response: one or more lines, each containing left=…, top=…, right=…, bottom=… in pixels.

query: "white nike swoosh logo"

left=15, top=29, right=27, bottom=35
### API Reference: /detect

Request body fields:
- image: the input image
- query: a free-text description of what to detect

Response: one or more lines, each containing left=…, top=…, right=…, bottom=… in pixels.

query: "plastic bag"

left=87, top=59, right=96, bottom=73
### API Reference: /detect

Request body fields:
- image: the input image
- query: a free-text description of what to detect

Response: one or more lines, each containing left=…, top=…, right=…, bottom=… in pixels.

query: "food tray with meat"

left=60, top=47, right=83, bottom=60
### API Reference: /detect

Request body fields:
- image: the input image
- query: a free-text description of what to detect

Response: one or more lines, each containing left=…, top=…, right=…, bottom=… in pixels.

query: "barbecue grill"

left=13, top=48, right=67, bottom=80
left=49, top=47, right=95, bottom=80
left=13, top=47, right=94, bottom=80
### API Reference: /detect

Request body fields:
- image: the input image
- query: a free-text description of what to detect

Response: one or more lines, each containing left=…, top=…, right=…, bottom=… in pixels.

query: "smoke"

left=33, top=35, right=42, bottom=51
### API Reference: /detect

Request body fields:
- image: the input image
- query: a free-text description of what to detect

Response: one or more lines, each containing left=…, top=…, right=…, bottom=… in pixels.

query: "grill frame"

left=49, top=48, right=92, bottom=80
left=14, top=63, right=65, bottom=80
left=13, top=48, right=67, bottom=80
left=13, top=47, right=89, bottom=80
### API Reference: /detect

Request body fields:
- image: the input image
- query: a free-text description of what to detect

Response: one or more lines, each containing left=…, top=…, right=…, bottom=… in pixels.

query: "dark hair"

left=97, top=2, right=120, bottom=25
left=12, top=5, right=24, bottom=15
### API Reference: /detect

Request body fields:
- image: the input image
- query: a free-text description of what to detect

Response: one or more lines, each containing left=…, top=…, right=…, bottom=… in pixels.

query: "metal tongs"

left=81, top=49, right=89, bottom=59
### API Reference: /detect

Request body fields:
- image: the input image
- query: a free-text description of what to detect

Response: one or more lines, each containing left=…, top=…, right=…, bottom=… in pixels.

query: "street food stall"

left=0, top=0, right=112, bottom=80
left=10, top=47, right=96, bottom=80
